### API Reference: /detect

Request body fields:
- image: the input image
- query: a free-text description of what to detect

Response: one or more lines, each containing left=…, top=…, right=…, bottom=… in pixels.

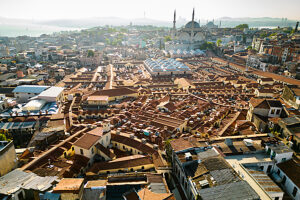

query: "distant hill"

left=0, top=16, right=299, bottom=37
left=217, top=17, right=298, bottom=28
left=35, top=17, right=173, bottom=28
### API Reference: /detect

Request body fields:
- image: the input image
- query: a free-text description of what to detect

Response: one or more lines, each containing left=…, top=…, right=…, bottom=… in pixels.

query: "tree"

left=260, top=32, right=268, bottom=38
left=87, top=50, right=94, bottom=57
left=216, top=39, right=222, bottom=47
left=164, top=35, right=172, bottom=42
left=105, top=38, right=110, bottom=45
left=199, top=41, right=215, bottom=50
left=0, top=133, right=7, bottom=141
left=235, top=24, right=249, bottom=29
left=247, top=46, right=252, bottom=50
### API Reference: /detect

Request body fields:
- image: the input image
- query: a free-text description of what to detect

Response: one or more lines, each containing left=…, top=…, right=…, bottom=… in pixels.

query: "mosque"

left=165, top=9, right=210, bottom=51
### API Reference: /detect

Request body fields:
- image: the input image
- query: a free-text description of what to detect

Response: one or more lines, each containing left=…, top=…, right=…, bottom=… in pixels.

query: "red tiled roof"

left=73, top=133, right=100, bottom=150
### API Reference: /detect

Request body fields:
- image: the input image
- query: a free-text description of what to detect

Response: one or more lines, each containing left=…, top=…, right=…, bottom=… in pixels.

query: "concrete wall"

left=83, top=187, right=106, bottom=200
left=273, top=165, right=300, bottom=200
left=61, top=192, right=81, bottom=200
left=14, top=92, right=37, bottom=103
left=98, top=162, right=154, bottom=174
left=0, top=141, right=17, bottom=176
left=74, top=133, right=110, bottom=159
left=111, top=141, right=143, bottom=155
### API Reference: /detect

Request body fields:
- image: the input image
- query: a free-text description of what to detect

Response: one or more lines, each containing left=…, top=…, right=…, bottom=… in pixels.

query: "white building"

left=38, top=86, right=64, bottom=103
left=73, top=127, right=112, bottom=163
left=265, top=143, right=293, bottom=164
left=12, top=85, right=49, bottom=103
left=272, top=159, right=300, bottom=200
left=22, top=99, right=46, bottom=111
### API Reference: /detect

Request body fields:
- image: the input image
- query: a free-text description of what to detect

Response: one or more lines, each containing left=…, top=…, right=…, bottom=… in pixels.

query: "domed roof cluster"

left=169, top=49, right=205, bottom=56
left=185, top=21, right=200, bottom=29
left=144, top=58, right=190, bottom=72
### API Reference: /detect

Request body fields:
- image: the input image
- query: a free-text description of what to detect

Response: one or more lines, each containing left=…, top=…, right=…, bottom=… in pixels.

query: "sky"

left=0, top=0, right=299, bottom=21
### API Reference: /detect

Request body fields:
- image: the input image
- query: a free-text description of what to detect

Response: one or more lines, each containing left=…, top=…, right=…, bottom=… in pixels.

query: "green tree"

left=199, top=41, right=215, bottom=50
left=260, top=32, right=268, bottom=38
left=235, top=24, right=249, bottom=29
left=87, top=50, right=95, bottom=57
left=164, top=35, right=172, bottom=42
left=247, top=46, right=252, bottom=50
left=0, top=133, right=7, bottom=141
left=216, top=39, right=222, bottom=47
left=105, top=38, right=110, bottom=45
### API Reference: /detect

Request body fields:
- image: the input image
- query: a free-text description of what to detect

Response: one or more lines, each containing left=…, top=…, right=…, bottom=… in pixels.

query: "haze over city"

left=0, top=1, right=300, bottom=200
left=0, top=0, right=300, bottom=21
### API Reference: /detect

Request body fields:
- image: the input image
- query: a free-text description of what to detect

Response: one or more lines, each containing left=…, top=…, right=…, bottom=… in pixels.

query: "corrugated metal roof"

left=12, top=85, right=49, bottom=94
left=0, top=169, right=58, bottom=195
left=38, top=87, right=64, bottom=98
left=199, top=181, right=259, bottom=200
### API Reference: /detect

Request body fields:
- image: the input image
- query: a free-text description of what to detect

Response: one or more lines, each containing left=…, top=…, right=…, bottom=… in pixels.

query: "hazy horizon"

left=0, top=0, right=300, bottom=21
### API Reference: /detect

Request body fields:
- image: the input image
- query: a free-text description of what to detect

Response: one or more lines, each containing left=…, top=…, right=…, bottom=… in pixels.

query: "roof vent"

left=185, top=152, right=192, bottom=161
left=243, top=139, right=253, bottom=146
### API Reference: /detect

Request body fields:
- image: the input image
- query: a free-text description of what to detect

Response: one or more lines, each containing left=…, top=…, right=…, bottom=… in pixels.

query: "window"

left=292, top=187, right=298, bottom=197
left=72, top=147, right=74, bottom=151
left=277, top=169, right=280, bottom=175
left=267, top=165, right=272, bottom=173
left=123, top=145, right=125, bottom=150
left=282, top=158, right=286, bottom=162
left=282, top=176, right=286, bottom=185
left=276, top=109, right=281, bottom=115
left=275, top=197, right=279, bottom=200
left=270, top=109, right=275, bottom=114
left=80, top=149, right=84, bottom=155
left=106, top=136, right=108, bottom=142
left=91, top=147, right=94, bottom=154
left=141, top=166, right=145, bottom=170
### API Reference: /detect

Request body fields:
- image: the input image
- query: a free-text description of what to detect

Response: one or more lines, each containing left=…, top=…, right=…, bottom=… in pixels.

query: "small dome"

left=185, top=21, right=200, bottom=28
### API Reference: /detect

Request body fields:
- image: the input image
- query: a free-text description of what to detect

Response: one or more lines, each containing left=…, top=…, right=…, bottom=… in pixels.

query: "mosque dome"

left=185, top=21, right=200, bottom=29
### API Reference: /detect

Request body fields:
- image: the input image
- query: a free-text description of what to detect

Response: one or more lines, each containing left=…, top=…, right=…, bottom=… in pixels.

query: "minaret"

left=191, top=8, right=195, bottom=44
left=171, top=10, right=176, bottom=39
